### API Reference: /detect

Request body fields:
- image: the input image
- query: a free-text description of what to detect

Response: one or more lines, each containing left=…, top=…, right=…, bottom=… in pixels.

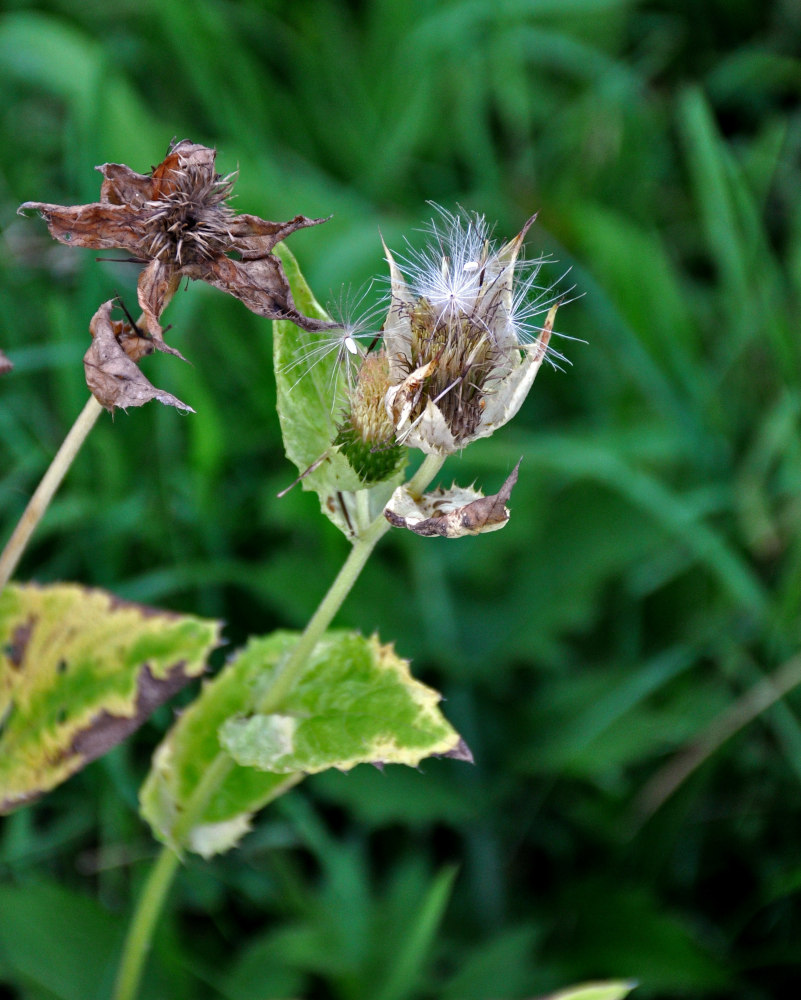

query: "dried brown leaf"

left=84, top=301, right=193, bottom=413
left=384, top=461, right=521, bottom=538
left=186, top=252, right=331, bottom=330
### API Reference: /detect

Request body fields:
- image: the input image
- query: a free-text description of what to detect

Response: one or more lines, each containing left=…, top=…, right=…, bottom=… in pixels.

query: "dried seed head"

left=19, top=139, right=332, bottom=360
left=381, top=206, right=562, bottom=455
left=143, top=158, right=237, bottom=266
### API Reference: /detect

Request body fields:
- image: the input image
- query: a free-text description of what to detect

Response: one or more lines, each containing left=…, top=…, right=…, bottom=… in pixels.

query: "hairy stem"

left=113, top=452, right=445, bottom=1000
left=0, top=394, right=103, bottom=592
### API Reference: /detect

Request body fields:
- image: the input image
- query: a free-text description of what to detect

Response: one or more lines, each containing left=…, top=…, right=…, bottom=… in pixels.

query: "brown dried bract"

left=85, top=300, right=193, bottom=413
left=384, top=460, right=521, bottom=538
left=19, top=140, right=332, bottom=356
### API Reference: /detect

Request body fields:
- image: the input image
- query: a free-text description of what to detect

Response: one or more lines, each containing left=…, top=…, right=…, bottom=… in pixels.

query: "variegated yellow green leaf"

left=141, top=629, right=467, bottom=857
left=140, top=631, right=303, bottom=857
left=219, top=631, right=466, bottom=774
left=0, top=582, right=221, bottom=814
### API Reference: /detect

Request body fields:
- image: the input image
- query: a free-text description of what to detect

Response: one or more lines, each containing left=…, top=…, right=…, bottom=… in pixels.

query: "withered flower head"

left=382, top=207, right=561, bottom=456
left=19, top=140, right=332, bottom=356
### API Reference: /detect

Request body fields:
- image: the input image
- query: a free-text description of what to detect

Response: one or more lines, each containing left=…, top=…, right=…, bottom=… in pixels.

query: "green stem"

left=0, top=394, right=103, bottom=593
left=113, top=451, right=445, bottom=1000
left=260, top=452, right=445, bottom=711
left=112, top=846, right=181, bottom=1000
left=405, top=452, right=446, bottom=500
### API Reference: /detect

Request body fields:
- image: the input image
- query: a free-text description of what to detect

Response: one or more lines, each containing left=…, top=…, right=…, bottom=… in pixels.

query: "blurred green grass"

left=2, top=0, right=801, bottom=997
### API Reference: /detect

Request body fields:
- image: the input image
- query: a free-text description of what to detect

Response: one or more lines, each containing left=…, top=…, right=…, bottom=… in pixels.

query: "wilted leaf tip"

left=436, top=737, right=474, bottom=763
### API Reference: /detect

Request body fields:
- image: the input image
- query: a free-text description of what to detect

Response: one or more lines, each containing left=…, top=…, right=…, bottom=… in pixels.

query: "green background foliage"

left=1, top=0, right=801, bottom=996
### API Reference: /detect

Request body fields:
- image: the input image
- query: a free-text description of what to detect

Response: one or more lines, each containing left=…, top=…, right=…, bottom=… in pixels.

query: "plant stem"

left=0, top=394, right=103, bottom=592
left=255, top=452, right=444, bottom=713
left=112, top=846, right=181, bottom=1000
left=113, top=451, right=445, bottom=1000
left=0, top=282, right=180, bottom=596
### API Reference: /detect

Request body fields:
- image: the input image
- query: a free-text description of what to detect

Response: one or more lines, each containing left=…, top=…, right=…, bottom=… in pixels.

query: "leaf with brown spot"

left=0, top=582, right=221, bottom=814
left=84, top=300, right=193, bottom=413
left=384, top=461, right=521, bottom=538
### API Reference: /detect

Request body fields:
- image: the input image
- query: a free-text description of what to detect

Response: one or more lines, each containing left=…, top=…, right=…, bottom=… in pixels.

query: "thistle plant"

left=0, top=142, right=575, bottom=1000
left=383, top=207, right=560, bottom=456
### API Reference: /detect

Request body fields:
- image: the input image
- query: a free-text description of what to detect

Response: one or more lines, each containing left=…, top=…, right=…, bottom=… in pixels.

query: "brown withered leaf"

left=0, top=349, right=12, bottom=375
left=384, top=460, right=521, bottom=538
left=19, top=139, right=333, bottom=356
left=85, top=300, right=193, bottom=413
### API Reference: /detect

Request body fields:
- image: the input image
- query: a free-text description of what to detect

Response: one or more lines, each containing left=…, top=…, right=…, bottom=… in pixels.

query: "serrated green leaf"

left=220, top=631, right=463, bottom=773
left=0, top=582, right=221, bottom=814
left=141, top=629, right=464, bottom=857
left=543, top=983, right=638, bottom=1000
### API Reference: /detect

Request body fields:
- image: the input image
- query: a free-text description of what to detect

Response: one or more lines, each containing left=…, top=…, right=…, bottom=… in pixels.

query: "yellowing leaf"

left=220, top=631, right=466, bottom=773
left=141, top=629, right=467, bottom=857
left=0, top=582, right=221, bottom=813
left=140, top=631, right=303, bottom=857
